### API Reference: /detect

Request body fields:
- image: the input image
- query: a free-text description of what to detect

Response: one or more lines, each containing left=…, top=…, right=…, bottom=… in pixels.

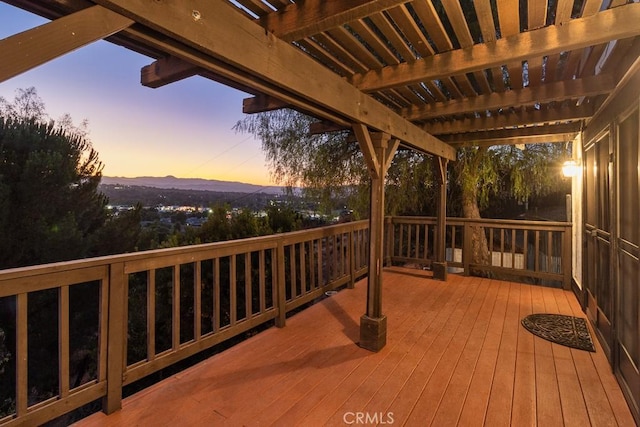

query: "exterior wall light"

left=562, top=160, right=580, bottom=177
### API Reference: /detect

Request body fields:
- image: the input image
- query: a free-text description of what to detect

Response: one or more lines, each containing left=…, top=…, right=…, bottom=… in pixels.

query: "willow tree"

left=451, top=143, right=571, bottom=266
left=236, top=109, right=570, bottom=269
left=234, top=109, right=437, bottom=218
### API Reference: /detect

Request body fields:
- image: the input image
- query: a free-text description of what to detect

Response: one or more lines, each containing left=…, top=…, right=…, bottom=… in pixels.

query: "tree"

left=0, top=88, right=109, bottom=268
left=234, top=109, right=439, bottom=218
left=0, top=87, right=46, bottom=122
left=199, top=204, right=233, bottom=243
left=235, top=109, right=571, bottom=266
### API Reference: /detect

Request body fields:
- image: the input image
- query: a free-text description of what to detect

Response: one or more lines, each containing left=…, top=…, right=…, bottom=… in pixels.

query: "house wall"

left=581, top=64, right=640, bottom=423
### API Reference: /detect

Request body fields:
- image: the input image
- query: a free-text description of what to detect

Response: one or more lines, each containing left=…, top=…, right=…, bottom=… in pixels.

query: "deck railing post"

left=432, top=157, right=448, bottom=281
left=103, top=261, right=126, bottom=414
left=276, top=241, right=286, bottom=327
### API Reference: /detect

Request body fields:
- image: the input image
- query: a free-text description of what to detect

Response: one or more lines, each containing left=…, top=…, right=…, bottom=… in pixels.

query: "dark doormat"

left=521, top=313, right=596, bottom=352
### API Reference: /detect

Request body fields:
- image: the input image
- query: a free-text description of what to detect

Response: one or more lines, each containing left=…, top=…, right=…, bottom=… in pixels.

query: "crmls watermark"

left=342, top=411, right=395, bottom=425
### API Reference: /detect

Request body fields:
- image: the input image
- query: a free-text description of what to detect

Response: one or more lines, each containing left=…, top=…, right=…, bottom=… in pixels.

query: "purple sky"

left=0, top=3, right=273, bottom=185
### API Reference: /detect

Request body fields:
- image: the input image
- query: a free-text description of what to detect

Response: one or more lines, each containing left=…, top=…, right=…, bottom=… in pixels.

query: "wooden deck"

left=78, top=270, right=635, bottom=426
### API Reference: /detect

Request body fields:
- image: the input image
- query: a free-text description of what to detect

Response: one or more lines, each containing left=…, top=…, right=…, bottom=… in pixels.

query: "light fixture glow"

left=562, top=160, right=580, bottom=177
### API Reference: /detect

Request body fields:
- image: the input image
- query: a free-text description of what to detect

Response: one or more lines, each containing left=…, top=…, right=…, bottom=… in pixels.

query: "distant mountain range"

left=101, top=176, right=286, bottom=195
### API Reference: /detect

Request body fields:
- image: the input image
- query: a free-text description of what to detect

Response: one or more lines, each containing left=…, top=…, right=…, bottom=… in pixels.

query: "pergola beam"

left=448, top=133, right=579, bottom=147
left=402, top=74, right=614, bottom=121
left=424, top=104, right=593, bottom=135
left=94, top=0, right=456, bottom=161
left=439, top=123, right=581, bottom=144
left=0, top=5, right=133, bottom=83
left=141, top=55, right=199, bottom=88
left=351, top=4, right=640, bottom=92
left=139, top=51, right=352, bottom=128
left=242, top=95, right=289, bottom=114
left=261, top=0, right=410, bottom=42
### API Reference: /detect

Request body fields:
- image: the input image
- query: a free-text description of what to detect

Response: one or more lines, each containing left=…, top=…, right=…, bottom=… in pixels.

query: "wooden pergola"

left=1, top=0, right=639, bottom=355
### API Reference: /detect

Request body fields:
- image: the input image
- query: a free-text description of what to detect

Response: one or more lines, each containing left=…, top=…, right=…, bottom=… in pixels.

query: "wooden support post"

left=432, top=156, right=449, bottom=281
left=353, top=124, right=398, bottom=352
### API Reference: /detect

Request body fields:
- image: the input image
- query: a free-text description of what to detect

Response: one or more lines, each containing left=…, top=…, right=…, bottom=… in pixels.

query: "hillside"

left=102, top=175, right=284, bottom=194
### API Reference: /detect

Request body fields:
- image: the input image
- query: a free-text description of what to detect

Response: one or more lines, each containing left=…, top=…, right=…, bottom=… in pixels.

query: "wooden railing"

left=387, top=217, right=572, bottom=288
left=0, top=220, right=368, bottom=426
left=0, top=216, right=572, bottom=426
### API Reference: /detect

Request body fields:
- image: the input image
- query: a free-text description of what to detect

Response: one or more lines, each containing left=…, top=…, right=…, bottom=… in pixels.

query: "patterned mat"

left=521, top=313, right=596, bottom=352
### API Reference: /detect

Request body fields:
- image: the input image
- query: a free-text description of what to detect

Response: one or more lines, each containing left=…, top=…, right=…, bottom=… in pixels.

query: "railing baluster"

left=425, top=224, right=430, bottom=261
left=310, top=240, right=317, bottom=290
left=562, top=225, right=572, bottom=289
left=415, top=224, right=421, bottom=261
left=547, top=231, right=553, bottom=274
left=214, top=258, right=220, bottom=333
left=342, top=233, right=347, bottom=278
left=349, top=230, right=355, bottom=289
left=98, top=276, right=109, bottom=383
left=523, top=230, right=528, bottom=270
left=195, top=261, right=202, bottom=340
left=451, top=225, right=456, bottom=262
left=230, top=255, right=237, bottom=326
left=269, top=249, right=276, bottom=310
left=148, top=269, right=156, bottom=360
left=16, top=292, right=28, bottom=417
left=245, top=253, right=252, bottom=319
left=300, top=242, right=307, bottom=294
left=173, top=265, right=180, bottom=350
left=500, top=228, right=505, bottom=267
left=489, top=227, right=494, bottom=267
left=290, top=244, right=297, bottom=298
left=276, top=242, right=286, bottom=327
left=511, top=229, right=516, bottom=268
left=59, top=285, right=70, bottom=398
left=318, top=239, right=324, bottom=287
left=463, top=222, right=470, bottom=275
left=335, top=234, right=340, bottom=280
left=535, top=230, right=540, bottom=271
left=259, top=250, right=266, bottom=314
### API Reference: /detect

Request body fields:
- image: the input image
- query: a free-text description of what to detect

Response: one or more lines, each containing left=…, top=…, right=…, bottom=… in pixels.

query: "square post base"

left=432, top=261, right=448, bottom=281
left=359, top=315, right=387, bottom=352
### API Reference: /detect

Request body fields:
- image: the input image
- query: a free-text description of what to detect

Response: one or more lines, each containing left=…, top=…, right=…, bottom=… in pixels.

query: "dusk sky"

left=0, top=3, right=273, bottom=186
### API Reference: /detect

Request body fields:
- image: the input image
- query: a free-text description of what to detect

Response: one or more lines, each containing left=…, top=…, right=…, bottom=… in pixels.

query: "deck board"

left=531, top=283, right=565, bottom=427
left=77, top=271, right=635, bottom=426
left=484, top=282, right=520, bottom=427
left=430, top=278, right=500, bottom=426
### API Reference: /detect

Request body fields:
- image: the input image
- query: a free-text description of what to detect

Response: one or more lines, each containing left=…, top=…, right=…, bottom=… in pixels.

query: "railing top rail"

left=0, top=234, right=277, bottom=282
left=0, top=216, right=571, bottom=283
left=280, top=220, right=368, bottom=244
left=0, top=220, right=370, bottom=282
left=388, top=216, right=572, bottom=228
